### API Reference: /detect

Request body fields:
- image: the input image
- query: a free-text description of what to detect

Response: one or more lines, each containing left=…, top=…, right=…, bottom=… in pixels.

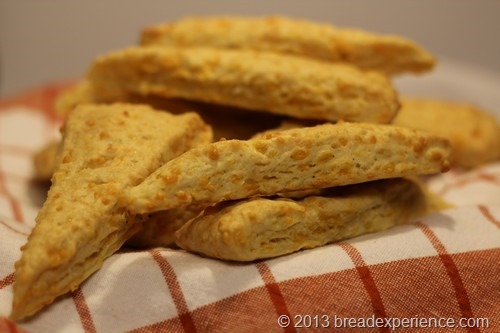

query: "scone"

left=87, top=46, right=400, bottom=123
left=141, top=15, right=435, bottom=75
left=175, top=178, right=446, bottom=261
left=11, top=103, right=212, bottom=320
left=393, top=98, right=500, bottom=168
left=123, top=122, right=451, bottom=214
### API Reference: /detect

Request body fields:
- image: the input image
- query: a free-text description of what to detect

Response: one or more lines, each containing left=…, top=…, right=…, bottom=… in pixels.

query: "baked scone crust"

left=175, top=178, right=440, bottom=261
left=141, top=15, right=435, bottom=75
left=11, top=103, right=212, bottom=320
left=123, top=122, right=451, bottom=214
left=393, top=98, right=500, bottom=168
left=87, top=46, right=400, bottom=123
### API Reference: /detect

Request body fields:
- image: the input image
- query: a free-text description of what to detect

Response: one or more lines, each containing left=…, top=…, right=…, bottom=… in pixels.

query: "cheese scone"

left=11, top=103, right=211, bottom=321
left=141, top=15, right=435, bottom=75
left=123, top=122, right=451, bottom=214
left=175, top=178, right=444, bottom=261
left=393, top=98, right=500, bottom=168
left=87, top=46, right=400, bottom=123
left=30, top=111, right=213, bottom=249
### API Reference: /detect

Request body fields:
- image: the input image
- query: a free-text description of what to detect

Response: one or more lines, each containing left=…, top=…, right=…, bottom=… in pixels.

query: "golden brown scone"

left=123, top=122, right=451, bottom=214
left=175, top=178, right=442, bottom=261
left=87, top=46, right=400, bottom=124
left=141, top=15, right=435, bottom=75
left=393, top=98, right=500, bottom=168
left=11, top=103, right=212, bottom=321
left=32, top=141, right=61, bottom=182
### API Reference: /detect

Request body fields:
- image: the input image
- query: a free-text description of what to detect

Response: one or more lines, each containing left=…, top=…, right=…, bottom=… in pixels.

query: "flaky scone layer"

left=87, top=46, right=400, bottom=123
left=175, top=178, right=440, bottom=261
left=123, top=122, right=451, bottom=214
left=11, top=103, right=211, bottom=321
left=141, top=15, right=435, bottom=75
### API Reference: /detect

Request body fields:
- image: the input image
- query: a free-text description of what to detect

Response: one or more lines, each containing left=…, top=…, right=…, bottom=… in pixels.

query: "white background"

left=1, top=0, right=499, bottom=98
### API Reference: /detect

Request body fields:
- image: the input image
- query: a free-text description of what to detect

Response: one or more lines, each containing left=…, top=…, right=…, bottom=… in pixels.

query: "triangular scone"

left=175, top=178, right=447, bottom=261
left=11, top=103, right=212, bottom=321
left=393, top=98, right=500, bottom=168
left=141, top=15, right=435, bottom=75
left=123, top=122, right=451, bottom=214
left=87, top=46, right=399, bottom=124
